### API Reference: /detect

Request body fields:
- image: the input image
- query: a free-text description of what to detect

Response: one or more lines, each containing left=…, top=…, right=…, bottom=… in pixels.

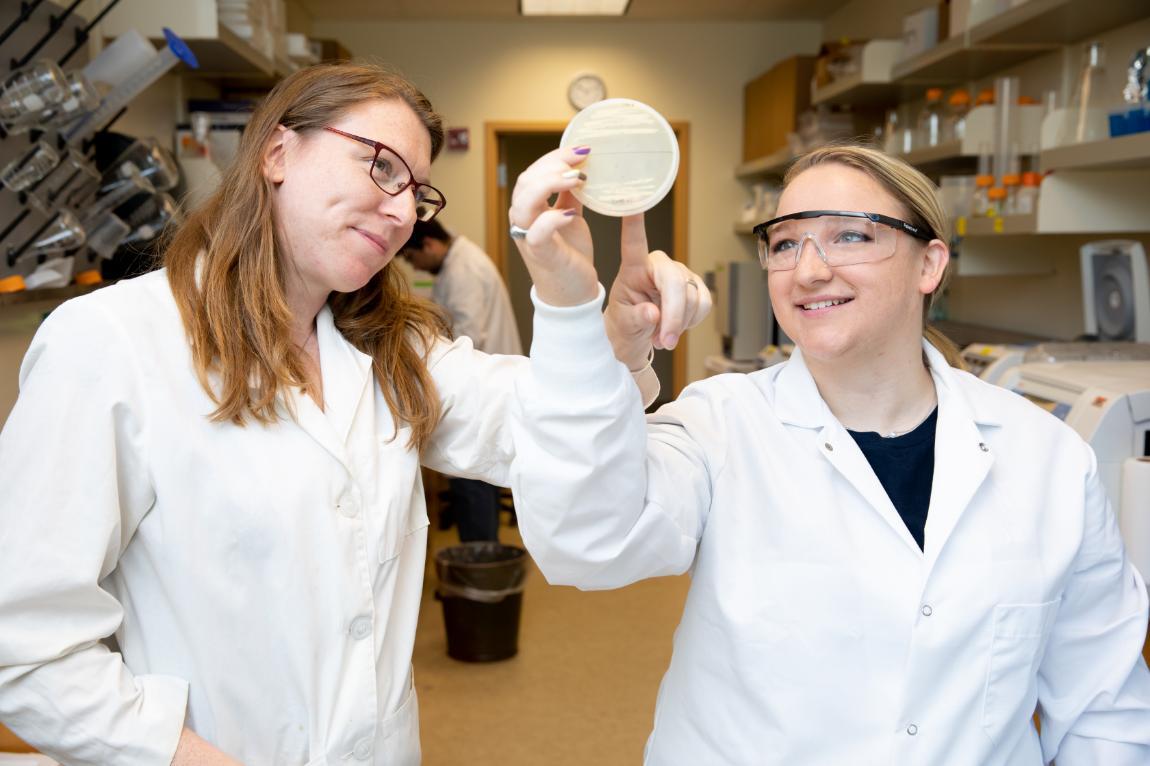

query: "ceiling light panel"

left=520, top=0, right=631, bottom=16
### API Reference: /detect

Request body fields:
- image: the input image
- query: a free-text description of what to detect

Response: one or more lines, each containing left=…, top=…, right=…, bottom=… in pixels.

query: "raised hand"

left=508, top=146, right=598, bottom=307
left=604, top=214, right=711, bottom=371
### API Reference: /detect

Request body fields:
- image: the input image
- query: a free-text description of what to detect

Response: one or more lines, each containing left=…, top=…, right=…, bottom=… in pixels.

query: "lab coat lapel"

left=315, top=305, right=374, bottom=445
left=922, top=348, right=996, bottom=565
left=287, top=306, right=374, bottom=468
left=776, top=350, right=923, bottom=555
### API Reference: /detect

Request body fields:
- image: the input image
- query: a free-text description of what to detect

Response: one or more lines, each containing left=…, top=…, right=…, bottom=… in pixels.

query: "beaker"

left=0, top=60, right=69, bottom=129
left=87, top=165, right=155, bottom=220
left=0, top=140, right=60, bottom=192
left=83, top=211, right=131, bottom=258
left=123, top=193, right=181, bottom=244
left=9, top=210, right=86, bottom=265
left=45, top=73, right=102, bottom=129
left=106, top=138, right=180, bottom=192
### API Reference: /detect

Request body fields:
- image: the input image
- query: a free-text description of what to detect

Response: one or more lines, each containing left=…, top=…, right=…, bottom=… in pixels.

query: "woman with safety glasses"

left=0, top=62, right=706, bottom=765
left=509, top=143, right=1150, bottom=764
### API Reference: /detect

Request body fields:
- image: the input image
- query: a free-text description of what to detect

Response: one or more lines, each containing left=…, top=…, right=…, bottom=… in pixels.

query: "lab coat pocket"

left=375, top=681, right=421, bottom=766
left=981, top=599, right=1061, bottom=744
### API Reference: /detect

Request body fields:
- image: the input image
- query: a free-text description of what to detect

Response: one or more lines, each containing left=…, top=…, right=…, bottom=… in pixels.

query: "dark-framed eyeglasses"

left=752, top=210, right=936, bottom=272
left=323, top=126, right=446, bottom=222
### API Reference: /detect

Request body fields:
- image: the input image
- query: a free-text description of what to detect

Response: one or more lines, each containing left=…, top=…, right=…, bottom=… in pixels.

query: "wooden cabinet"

left=743, top=56, right=816, bottom=162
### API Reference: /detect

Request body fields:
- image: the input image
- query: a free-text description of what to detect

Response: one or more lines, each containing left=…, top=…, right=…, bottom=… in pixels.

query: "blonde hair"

left=164, top=61, right=449, bottom=450
left=784, top=144, right=964, bottom=369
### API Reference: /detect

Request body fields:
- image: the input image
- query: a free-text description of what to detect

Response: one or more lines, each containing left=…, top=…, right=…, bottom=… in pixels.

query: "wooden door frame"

left=484, top=120, right=691, bottom=397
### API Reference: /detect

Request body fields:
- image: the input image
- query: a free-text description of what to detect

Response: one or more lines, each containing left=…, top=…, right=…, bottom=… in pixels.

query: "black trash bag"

left=434, top=542, right=527, bottom=662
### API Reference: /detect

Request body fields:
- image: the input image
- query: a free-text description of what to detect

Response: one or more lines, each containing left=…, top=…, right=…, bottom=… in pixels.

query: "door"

left=488, top=123, right=689, bottom=406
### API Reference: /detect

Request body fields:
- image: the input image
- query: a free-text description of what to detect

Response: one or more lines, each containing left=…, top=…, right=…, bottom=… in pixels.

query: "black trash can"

left=435, top=542, right=528, bottom=662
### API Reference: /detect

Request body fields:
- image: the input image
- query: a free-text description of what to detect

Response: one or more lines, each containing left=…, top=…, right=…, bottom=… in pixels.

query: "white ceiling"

left=296, top=0, right=850, bottom=22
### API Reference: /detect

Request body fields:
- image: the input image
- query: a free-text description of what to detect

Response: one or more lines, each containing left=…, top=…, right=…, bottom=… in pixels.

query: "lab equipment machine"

left=714, top=259, right=772, bottom=362
left=1080, top=240, right=1149, bottom=343
left=1014, top=361, right=1150, bottom=588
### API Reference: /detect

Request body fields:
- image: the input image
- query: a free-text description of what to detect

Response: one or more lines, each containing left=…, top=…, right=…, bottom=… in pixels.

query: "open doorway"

left=485, top=122, right=690, bottom=404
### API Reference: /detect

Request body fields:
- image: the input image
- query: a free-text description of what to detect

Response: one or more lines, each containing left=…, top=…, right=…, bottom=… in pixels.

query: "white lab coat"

left=512, top=293, right=1150, bottom=766
left=0, top=269, right=531, bottom=765
left=432, top=236, right=522, bottom=356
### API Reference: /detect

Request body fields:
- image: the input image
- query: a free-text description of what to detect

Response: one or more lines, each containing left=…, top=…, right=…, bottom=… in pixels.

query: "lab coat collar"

left=773, top=340, right=1004, bottom=430
left=773, top=340, right=1001, bottom=559
left=287, top=304, right=376, bottom=468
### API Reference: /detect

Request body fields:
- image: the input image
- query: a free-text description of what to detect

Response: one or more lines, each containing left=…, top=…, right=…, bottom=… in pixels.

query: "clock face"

left=568, top=74, right=606, bottom=110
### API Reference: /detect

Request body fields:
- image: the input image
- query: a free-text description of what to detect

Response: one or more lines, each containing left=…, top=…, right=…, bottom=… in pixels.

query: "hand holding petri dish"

left=559, top=98, right=679, bottom=217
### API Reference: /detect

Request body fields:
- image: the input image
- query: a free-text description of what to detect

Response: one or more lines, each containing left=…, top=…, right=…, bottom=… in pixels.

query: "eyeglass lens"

left=369, top=145, right=444, bottom=222
left=758, top=216, right=896, bottom=271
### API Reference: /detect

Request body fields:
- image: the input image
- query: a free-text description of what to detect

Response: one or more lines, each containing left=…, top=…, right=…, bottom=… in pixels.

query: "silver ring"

left=509, top=224, right=529, bottom=240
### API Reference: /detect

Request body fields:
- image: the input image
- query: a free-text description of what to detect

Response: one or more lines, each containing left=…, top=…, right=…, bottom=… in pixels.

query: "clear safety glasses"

left=323, top=127, right=447, bottom=222
left=753, top=210, right=935, bottom=272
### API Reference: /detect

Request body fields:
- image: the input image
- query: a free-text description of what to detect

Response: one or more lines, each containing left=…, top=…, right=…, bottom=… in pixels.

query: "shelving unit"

left=735, top=148, right=793, bottom=180
left=960, top=169, right=1150, bottom=237
left=1040, top=131, right=1150, bottom=172
left=99, top=0, right=293, bottom=79
left=892, top=0, right=1148, bottom=83
left=811, top=40, right=910, bottom=108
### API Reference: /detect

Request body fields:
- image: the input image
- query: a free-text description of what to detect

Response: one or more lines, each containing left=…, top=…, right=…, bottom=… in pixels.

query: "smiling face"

left=768, top=162, right=945, bottom=366
left=264, top=98, right=433, bottom=301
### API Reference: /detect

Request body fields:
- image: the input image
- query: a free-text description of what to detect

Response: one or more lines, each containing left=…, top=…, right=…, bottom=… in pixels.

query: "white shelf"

left=963, top=213, right=1040, bottom=237
left=958, top=169, right=1150, bottom=237
left=100, top=0, right=276, bottom=77
left=812, top=40, right=907, bottom=107
left=891, top=0, right=1147, bottom=83
left=735, top=148, right=793, bottom=179
left=1040, top=132, right=1150, bottom=173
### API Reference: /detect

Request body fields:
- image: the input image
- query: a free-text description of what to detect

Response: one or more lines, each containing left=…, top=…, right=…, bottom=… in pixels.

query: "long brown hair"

left=164, top=61, right=449, bottom=450
left=784, top=144, right=964, bottom=368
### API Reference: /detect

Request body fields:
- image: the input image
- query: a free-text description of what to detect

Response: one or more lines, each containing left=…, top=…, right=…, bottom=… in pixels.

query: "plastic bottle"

left=1014, top=172, right=1041, bottom=216
left=945, top=89, right=971, bottom=143
left=1001, top=143, right=1021, bottom=215
left=918, top=88, right=945, bottom=148
left=1070, top=41, right=1107, bottom=143
left=986, top=186, right=1007, bottom=218
left=972, top=142, right=994, bottom=216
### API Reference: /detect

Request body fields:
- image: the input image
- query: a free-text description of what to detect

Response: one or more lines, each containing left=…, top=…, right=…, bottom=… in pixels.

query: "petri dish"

left=559, top=98, right=679, bottom=217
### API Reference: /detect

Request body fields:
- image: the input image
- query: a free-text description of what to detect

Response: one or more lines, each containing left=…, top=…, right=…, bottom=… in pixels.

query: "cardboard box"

left=900, top=5, right=939, bottom=62
left=314, top=38, right=352, bottom=62
left=743, top=55, right=817, bottom=161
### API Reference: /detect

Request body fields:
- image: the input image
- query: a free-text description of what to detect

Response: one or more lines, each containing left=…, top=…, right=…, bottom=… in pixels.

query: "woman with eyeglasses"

left=509, top=143, right=1150, bottom=764
left=0, top=62, right=707, bottom=765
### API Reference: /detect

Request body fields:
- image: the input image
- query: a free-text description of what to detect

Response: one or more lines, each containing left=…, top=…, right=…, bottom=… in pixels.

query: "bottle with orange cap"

left=945, top=89, right=971, bottom=143
left=918, top=88, right=945, bottom=148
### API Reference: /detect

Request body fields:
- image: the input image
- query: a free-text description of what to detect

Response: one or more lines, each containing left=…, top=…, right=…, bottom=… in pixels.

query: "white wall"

left=311, top=19, right=822, bottom=380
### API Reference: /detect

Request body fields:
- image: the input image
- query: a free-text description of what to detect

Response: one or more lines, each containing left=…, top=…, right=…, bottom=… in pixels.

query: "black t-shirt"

left=847, top=408, right=938, bottom=551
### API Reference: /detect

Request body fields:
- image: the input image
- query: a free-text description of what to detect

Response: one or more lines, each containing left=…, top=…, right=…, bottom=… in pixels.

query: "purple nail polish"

left=573, top=146, right=592, bottom=155
left=564, top=209, right=578, bottom=217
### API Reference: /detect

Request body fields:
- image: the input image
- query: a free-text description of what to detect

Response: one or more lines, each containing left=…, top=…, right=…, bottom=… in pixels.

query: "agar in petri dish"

left=559, top=98, right=679, bottom=217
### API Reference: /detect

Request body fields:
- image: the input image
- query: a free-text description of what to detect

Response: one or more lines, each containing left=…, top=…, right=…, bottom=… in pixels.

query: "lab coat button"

left=337, top=496, right=359, bottom=518
left=824, top=442, right=833, bottom=452
left=921, top=604, right=933, bottom=617
left=352, top=737, right=373, bottom=760
left=350, top=616, right=372, bottom=640
left=979, top=442, right=989, bottom=452
left=906, top=724, right=918, bottom=736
